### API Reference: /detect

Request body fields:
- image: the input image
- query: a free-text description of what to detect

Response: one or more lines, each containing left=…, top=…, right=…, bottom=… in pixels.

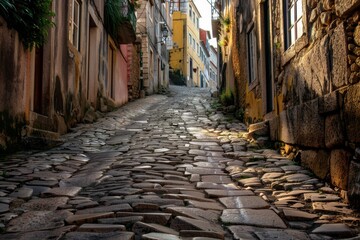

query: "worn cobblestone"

left=0, top=86, right=359, bottom=239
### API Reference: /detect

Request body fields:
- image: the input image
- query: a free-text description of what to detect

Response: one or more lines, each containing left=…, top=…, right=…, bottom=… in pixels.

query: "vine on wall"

left=0, top=0, right=54, bottom=49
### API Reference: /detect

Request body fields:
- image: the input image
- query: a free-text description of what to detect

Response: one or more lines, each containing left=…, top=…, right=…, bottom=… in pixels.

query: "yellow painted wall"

left=186, top=2, right=203, bottom=87
left=170, top=12, right=187, bottom=75
left=245, top=84, right=263, bottom=123
left=170, top=2, right=204, bottom=87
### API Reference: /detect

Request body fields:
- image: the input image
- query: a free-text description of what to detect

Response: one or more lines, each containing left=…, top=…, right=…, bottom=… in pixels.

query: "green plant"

left=220, top=90, right=234, bottom=106
left=105, top=0, right=124, bottom=46
left=218, top=34, right=228, bottom=47
left=235, top=108, right=244, bottom=122
left=0, top=0, right=14, bottom=18
left=0, top=0, right=55, bottom=49
left=105, top=0, right=137, bottom=46
left=220, top=16, right=231, bottom=26
left=169, top=69, right=186, bottom=85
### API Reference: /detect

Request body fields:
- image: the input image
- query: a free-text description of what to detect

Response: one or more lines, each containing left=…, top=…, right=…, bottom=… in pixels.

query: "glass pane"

left=297, top=18, right=303, bottom=37
left=74, top=1, right=79, bottom=25
left=290, top=26, right=296, bottom=46
left=296, top=0, right=303, bottom=20
left=290, top=6, right=295, bottom=26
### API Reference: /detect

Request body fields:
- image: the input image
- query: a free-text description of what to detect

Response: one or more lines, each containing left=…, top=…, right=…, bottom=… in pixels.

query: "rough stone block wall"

left=271, top=0, right=360, bottom=207
left=128, top=44, right=141, bottom=101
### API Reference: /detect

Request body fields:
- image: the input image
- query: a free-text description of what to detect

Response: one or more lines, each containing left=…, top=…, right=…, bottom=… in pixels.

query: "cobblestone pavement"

left=0, top=85, right=359, bottom=239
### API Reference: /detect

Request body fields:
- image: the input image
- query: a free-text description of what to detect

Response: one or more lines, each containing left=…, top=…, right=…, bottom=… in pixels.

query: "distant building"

left=170, top=0, right=203, bottom=87
left=137, top=0, right=172, bottom=95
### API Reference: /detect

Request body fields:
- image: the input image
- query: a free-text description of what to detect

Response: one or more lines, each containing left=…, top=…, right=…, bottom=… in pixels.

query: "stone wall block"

left=323, top=0, right=334, bottom=11
left=318, top=91, right=340, bottom=114
left=279, top=107, right=298, bottom=145
left=320, top=12, right=332, bottom=26
left=344, top=82, right=360, bottom=143
left=348, top=161, right=360, bottom=208
left=297, top=99, right=325, bottom=148
left=268, top=116, right=279, bottom=141
left=355, top=26, right=360, bottom=46
left=330, top=23, right=349, bottom=89
left=301, top=150, right=330, bottom=179
left=335, top=0, right=360, bottom=17
left=330, top=149, right=351, bottom=189
left=325, top=114, right=345, bottom=148
left=297, top=34, right=331, bottom=102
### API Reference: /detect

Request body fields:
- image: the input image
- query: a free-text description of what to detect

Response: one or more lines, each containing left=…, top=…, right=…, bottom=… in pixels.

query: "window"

left=284, top=0, right=303, bottom=49
left=193, top=12, right=195, bottom=23
left=189, top=5, right=192, bottom=17
left=247, top=26, right=257, bottom=84
left=196, top=18, right=199, bottom=29
left=197, top=43, right=199, bottom=55
left=192, top=39, right=195, bottom=49
left=69, top=0, right=80, bottom=50
left=189, top=33, right=192, bottom=45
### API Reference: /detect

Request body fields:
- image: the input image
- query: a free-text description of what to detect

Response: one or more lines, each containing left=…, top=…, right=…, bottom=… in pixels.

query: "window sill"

left=281, top=34, right=308, bottom=66
left=248, top=79, right=258, bottom=91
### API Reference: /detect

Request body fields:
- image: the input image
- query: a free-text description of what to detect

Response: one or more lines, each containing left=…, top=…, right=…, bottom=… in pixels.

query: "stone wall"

left=128, top=43, right=142, bottom=101
left=269, top=0, right=360, bottom=207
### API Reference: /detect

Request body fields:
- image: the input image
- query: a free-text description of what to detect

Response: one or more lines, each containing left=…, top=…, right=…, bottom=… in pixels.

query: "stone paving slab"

left=219, top=196, right=269, bottom=209
left=7, top=210, right=73, bottom=232
left=170, top=216, right=225, bottom=235
left=1, top=225, right=76, bottom=240
left=204, top=189, right=254, bottom=197
left=142, top=232, right=181, bottom=240
left=62, top=231, right=135, bottom=240
left=21, top=197, right=69, bottom=211
left=76, top=203, right=133, bottom=214
left=165, top=206, right=220, bottom=222
left=221, top=209, right=287, bottom=228
left=42, top=186, right=82, bottom=197
left=65, top=212, right=115, bottom=224
left=77, top=223, right=126, bottom=232
left=132, top=221, right=179, bottom=236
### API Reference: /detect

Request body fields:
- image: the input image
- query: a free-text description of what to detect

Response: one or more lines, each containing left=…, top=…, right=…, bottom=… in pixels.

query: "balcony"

left=105, top=0, right=137, bottom=45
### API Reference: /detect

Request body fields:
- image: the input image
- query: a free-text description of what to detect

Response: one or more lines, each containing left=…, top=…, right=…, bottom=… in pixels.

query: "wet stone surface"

left=0, top=86, right=359, bottom=239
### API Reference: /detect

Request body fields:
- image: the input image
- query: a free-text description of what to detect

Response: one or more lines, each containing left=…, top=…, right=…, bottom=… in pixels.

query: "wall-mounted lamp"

left=157, top=22, right=169, bottom=44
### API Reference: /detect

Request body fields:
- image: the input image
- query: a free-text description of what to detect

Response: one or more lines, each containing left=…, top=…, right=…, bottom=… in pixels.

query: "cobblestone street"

left=0, top=86, right=359, bottom=239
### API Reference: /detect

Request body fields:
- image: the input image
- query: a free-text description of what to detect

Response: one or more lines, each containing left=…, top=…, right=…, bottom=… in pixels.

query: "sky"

left=193, top=0, right=217, bottom=46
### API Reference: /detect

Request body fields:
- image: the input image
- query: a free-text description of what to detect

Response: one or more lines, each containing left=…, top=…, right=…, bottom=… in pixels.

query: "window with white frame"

left=197, top=43, right=199, bottom=55
left=247, top=26, right=257, bottom=84
left=69, top=0, right=80, bottom=50
left=189, top=5, right=192, bottom=17
left=192, top=39, right=195, bottom=49
left=189, top=33, right=192, bottom=45
left=284, top=0, right=303, bottom=49
left=196, top=18, right=199, bottom=29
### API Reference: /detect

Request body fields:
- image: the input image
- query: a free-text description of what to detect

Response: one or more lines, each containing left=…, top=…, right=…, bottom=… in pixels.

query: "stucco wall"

left=0, top=17, right=30, bottom=151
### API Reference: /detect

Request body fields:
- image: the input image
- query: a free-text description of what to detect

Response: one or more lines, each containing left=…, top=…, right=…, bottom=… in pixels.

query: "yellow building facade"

left=170, top=1, right=204, bottom=87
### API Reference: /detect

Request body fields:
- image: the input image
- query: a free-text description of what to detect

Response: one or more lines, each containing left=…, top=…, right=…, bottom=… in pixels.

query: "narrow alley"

left=0, top=86, right=358, bottom=239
